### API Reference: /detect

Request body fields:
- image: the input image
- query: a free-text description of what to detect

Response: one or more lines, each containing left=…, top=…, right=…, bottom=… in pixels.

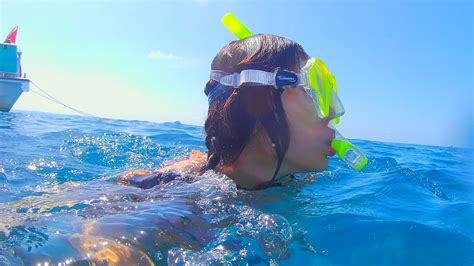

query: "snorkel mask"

left=212, top=13, right=368, bottom=171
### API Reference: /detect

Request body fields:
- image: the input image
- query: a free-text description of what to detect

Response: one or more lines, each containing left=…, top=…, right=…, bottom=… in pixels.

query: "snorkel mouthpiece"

left=331, top=130, right=368, bottom=171
left=220, top=13, right=368, bottom=171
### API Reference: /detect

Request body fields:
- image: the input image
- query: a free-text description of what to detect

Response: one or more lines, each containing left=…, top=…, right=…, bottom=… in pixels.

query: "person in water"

left=120, top=34, right=337, bottom=190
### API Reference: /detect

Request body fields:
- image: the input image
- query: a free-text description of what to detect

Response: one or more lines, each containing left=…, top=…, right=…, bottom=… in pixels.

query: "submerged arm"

left=118, top=150, right=207, bottom=187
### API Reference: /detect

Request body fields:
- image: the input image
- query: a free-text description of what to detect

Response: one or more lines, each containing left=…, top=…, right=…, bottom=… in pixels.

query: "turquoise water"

left=0, top=111, right=473, bottom=265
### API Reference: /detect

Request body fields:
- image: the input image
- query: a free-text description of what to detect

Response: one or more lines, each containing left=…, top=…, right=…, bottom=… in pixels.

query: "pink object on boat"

left=4, top=26, right=18, bottom=44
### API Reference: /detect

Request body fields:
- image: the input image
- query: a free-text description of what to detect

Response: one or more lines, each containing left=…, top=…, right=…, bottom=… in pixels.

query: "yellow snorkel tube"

left=221, top=13, right=368, bottom=171
left=331, top=129, right=368, bottom=171
left=222, top=13, right=253, bottom=40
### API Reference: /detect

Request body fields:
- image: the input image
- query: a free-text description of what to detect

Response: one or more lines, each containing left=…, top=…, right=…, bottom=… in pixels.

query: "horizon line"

left=7, top=108, right=472, bottom=150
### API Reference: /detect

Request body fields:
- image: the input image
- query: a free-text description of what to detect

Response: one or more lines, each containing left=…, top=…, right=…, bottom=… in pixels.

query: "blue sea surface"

left=0, top=111, right=473, bottom=265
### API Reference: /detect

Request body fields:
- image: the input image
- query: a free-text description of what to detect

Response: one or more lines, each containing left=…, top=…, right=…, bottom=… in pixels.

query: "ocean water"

left=0, top=110, right=473, bottom=265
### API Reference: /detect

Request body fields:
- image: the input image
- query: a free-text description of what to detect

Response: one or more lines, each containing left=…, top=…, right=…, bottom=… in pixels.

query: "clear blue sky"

left=1, top=0, right=472, bottom=147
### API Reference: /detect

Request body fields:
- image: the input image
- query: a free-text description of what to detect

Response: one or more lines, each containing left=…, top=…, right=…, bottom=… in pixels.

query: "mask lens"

left=330, top=89, right=345, bottom=119
left=304, top=86, right=326, bottom=119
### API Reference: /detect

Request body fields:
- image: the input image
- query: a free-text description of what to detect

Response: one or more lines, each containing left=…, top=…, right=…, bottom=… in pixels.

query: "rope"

left=30, top=80, right=100, bottom=118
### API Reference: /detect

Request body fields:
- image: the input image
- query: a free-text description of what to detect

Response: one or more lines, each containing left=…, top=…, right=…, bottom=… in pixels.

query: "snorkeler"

left=120, top=13, right=367, bottom=190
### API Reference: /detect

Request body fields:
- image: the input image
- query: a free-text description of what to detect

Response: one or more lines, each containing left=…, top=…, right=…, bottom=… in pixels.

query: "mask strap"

left=210, top=70, right=229, bottom=82
left=218, top=69, right=275, bottom=88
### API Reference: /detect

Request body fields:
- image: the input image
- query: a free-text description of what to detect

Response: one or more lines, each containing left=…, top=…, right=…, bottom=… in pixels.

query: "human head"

left=202, top=34, right=335, bottom=189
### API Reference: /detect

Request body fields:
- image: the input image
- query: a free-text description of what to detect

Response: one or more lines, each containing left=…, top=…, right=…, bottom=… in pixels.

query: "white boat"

left=0, top=27, right=29, bottom=112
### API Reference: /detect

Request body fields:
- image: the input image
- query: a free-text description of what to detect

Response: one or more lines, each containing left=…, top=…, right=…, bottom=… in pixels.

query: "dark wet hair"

left=200, top=34, right=309, bottom=186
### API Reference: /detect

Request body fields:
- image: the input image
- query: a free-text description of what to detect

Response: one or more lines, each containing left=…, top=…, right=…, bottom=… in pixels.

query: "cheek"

left=290, top=125, right=325, bottom=155
left=283, top=89, right=317, bottom=125
left=287, top=136, right=328, bottom=171
left=286, top=113, right=328, bottom=167
left=285, top=104, right=326, bottom=150
left=282, top=90, right=329, bottom=170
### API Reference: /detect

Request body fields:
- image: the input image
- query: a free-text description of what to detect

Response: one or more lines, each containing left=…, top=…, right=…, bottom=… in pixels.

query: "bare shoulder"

left=189, top=150, right=207, bottom=160
left=118, top=150, right=207, bottom=185
left=159, top=150, right=207, bottom=173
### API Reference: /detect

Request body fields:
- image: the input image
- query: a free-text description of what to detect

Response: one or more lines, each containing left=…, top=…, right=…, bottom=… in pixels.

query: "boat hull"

left=0, top=77, right=30, bottom=112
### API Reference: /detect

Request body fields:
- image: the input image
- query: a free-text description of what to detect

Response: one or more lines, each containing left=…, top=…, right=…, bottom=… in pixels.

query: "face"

left=280, top=86, right=336, bottom=172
